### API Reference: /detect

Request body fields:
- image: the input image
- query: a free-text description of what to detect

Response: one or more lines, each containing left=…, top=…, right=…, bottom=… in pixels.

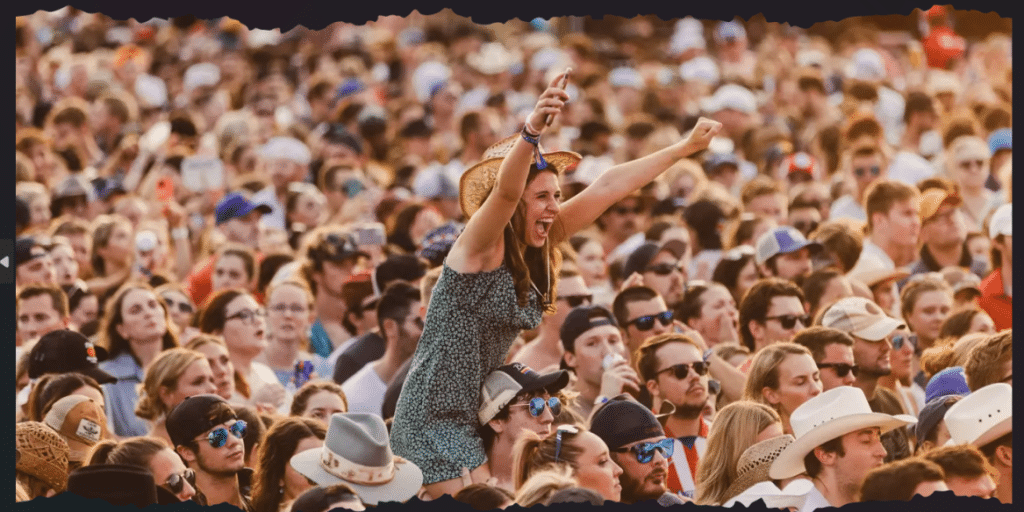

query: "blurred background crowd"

left=14, top=4, right=1012, bottom=511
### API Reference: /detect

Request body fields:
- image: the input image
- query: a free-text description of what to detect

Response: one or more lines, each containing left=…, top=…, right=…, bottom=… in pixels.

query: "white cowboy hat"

left=290, top=413, right=423, bottom=505
left=723, top=479, right=815, bottom=509
left=770, top=387, right=916, bottom=480
left=943, top=382, right=1012, bottom=448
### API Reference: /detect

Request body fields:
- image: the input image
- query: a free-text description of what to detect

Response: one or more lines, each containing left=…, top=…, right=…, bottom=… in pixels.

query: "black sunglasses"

left=509, top=397, right=562, bottom=417
left=626, top=311, right=673, bottom=331
left=613, top=438, right=675, bottom=464
left=764, top=314, right=810, bottom=329
left=612, top=205, right=642, bottom=215
left=792, top=220, right=819, bottom=235
left=817, top=363, right=859, bottom=378
left=656, top=362, right=709, bottom=380
left=645, top=262, right=684, bottom=276
left=164, top=468, right=196, bottom=495
left=853, top=166, right=881, bottom=178
left=162, top=295, right=195, bottom=315
left=559, top=294, right=593, bottom=308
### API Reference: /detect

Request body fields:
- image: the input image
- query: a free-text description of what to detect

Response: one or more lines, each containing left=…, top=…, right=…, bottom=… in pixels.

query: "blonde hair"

left=135, top=348, right=208, bottom=420
left=15, top=479, right=30, bottom=502
left=742, top=343, right=813, bottom=406
left=513, top=428, right=585, bottom=490
left=695, top=401, right=782, bottom=505
left=514, top=464, right=578, bottom=508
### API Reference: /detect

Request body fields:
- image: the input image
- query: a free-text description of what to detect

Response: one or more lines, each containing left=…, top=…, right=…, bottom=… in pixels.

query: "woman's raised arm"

left=550, top=118, right=722, bottom=244
left=447, top=73, right=571, bottom=273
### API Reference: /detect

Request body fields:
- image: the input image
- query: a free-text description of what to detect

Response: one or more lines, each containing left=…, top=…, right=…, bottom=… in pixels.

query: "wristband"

left=703, top=348, right=714, bottom=363
left=524, top=119, right=541, bottom=138
left=520, top=126, right=548, bottom=170
left=594, top=395, right=610, bottom=406
left=171, top=227, right=189, bottom=240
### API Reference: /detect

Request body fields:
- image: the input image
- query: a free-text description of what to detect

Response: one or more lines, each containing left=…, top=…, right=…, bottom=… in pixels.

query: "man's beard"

left=619, top=468, right=668, bottom=504
left=671, top=398, right=708, bottom=420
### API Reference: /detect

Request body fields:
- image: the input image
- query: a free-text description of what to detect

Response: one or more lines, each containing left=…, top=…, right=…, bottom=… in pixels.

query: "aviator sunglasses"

left=613, top=438, right=675, bottom=464
left=509, top=397, right=562, bottom=417
left=200, top=420, right=247, bottom=448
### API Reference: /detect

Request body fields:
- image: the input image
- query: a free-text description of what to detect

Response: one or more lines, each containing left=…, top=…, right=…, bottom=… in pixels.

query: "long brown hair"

left=503, top=165, right=563, bottom=313
left=249, top=417, right=327, bottom=512
left=97, top=282, right=179, bottom=361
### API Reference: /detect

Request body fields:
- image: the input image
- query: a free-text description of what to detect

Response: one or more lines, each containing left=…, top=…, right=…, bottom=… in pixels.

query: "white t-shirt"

left=251, top=186, right=286, bottom=230
left=341, top=364, right=388, bottom=417
left=888, top=151, right=936, bottom=187
left=829, top=195, right=867, bottom=223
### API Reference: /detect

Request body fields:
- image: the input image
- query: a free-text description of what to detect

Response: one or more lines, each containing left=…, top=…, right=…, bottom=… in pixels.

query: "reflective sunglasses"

left=201, top=420, right=247, bottom=448
left=891, top=334, right=918, bottom=352
left=614, top=438, right=675, bottom=464
left=853, top=166, right=881, bottom=178
left=161, top=295, right=195, bottom=315
left=226, top=308, right=266, bottom=325
left=764, top=314, right=810, bottom=329
left=817, top=363, right=859, bottom=378
left=626, top=311, right=674, bottom=331
left=645, top=262, right=684, bottom=276
left=509, top=397, right=562, bottom=417
left=560, top=294, right=593, bottom=308
left=164, top=468, right=196, bottom=495
left=554, top=424, right=579, bottom=463
left=656, top=362, right=709, bottom=380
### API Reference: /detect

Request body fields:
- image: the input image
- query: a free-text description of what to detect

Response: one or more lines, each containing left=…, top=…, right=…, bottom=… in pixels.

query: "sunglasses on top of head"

left=626, top=311, right=674, bottom=331
left=613, top=438, right=675, bottom=464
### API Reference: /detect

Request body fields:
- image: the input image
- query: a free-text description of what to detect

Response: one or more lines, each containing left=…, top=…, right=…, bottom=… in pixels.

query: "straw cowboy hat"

left=290, top=413, right=422, bottom=505
left=769, top=387, right=916, bottom=480
left=943, top=382, right=1012, bottom=448
left=722, top=434, right=795, bottom=502
left=723, top=479, right=815, bottom=509
left=460, top=135, right=581, bottom=219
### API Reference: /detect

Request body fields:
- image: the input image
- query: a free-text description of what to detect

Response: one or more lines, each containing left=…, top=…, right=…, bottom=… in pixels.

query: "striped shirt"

left=663, top=417, right=711, bottom=499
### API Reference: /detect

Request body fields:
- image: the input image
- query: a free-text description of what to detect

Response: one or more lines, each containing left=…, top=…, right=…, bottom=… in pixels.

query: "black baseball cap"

left=28, top=330, right=116, bottom=384
left=166, top=394, right=237, bottom=447
left=66, top=464, right=159, bottom=507
left=622, top=240, right=687, bottom=279
left=589, top=397, right=665, bottom=451
left=560, top=305, right=619, bottom=354
left=16, top=237, right=50, bottom=268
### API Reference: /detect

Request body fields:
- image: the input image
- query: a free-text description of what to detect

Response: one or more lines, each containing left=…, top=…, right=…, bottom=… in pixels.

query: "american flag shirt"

left=663, top=417, right=711, bottom=499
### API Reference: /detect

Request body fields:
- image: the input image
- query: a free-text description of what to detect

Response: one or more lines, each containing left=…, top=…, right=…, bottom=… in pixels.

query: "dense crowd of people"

left=15, top=5, right=1012, bottom=511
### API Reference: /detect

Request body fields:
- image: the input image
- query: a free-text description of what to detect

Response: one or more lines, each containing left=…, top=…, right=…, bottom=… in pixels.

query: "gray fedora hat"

left=290, top=413, right=423, bottom=505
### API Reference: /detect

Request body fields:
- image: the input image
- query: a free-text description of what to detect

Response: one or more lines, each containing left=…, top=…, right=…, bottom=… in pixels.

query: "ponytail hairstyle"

left=135, top=348, right=208, bottom=421
left=86, top=437, right=168, bottom=468
left=512, top=427, right=584, bottom=490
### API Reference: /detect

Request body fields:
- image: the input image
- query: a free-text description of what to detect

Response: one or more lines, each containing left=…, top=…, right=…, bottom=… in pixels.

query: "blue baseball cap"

left=215, top=192, right=272, bottom=225
left=988, top=128, right=1011, bottom=153
left=755, top=226, right=822, bottom=265
left=925, top=366, right=971, bottom=404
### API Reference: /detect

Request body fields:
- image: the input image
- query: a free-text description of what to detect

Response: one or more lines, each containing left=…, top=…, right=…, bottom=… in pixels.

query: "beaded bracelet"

left=521, top=124, right=548, bottom=169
